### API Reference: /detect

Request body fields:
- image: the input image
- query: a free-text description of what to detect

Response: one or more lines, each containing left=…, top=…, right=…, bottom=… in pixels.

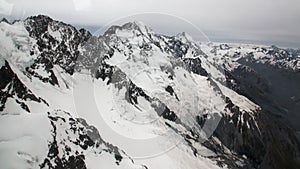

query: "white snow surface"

left=0, top=113, right=51, bottom=169
left=0, top=21, right=37, bottom=71
left=0, top=20, right=265, bottom=169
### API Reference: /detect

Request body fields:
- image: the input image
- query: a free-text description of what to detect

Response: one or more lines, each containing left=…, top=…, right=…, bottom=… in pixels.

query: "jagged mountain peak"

left=175, top=32, right=194, bottom=43
left=0, top=18, right=10, bottom=24
left=24, top=14, right=91, bottom=40
left=1, top=14, right=300, bottom=169
left=122, top=21, right=151, bottom=31
left=103, top=21, right=154, bottom=38
left=26, top=14, right=53, bottom=23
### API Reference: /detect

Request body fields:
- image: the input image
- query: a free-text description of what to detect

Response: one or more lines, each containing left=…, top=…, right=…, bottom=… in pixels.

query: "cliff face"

left=0, top=15, right=299, bottom=169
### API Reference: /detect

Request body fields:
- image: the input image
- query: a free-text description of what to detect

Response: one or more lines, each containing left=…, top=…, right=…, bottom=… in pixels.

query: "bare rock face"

left=1, top=15, right=300, bottom=169
left=41, top=110, right=142, bottom=169
left=0, top=60, right=47, bottom=112
left=24, top=15, right=91, bottom=86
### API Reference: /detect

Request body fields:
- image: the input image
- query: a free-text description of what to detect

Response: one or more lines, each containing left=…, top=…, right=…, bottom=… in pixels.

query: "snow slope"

left=1, top=15, right=300, bottom=169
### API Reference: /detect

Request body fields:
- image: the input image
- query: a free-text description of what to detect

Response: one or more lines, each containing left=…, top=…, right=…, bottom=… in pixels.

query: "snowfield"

left=1, top=15, right=299, bottom=169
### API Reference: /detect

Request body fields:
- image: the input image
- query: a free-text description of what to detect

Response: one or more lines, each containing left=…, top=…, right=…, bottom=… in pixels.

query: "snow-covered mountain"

left=204, top=43, right=300, bottom=133
left=0, top=15, right=299, bottom=169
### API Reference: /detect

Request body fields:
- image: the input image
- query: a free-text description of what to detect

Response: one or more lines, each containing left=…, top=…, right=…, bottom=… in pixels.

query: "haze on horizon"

left=1, top=0, right=300, bottom=48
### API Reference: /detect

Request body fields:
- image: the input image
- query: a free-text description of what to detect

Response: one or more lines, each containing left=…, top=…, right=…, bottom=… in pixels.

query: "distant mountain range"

left=0, top=15, right=299, bottom=169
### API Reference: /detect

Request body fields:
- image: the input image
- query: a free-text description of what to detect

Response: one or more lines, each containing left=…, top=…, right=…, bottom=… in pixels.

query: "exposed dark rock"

left=95, top=61, right=115, bottom=84
left=0, top=60, right=47, bottom=112
left=183, top=57, right=208, bottom=76
left=212, top=96, right=300, bottom=169
left=161, top=107, right=177, bottom=122
left=166, top=38, right=189, bottom=58
left=23, top=15, right=92, bottom=86
left=41, top=110, right=133, bottom=169
left=2, top=15, right=300, bottom=169
left=1, top=18, right=10, bottom=24
left=165, top=85, right=179, bottom=101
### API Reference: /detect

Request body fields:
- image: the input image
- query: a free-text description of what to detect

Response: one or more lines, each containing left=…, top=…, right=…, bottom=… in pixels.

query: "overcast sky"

left=1, top=0, right=300, bottom=48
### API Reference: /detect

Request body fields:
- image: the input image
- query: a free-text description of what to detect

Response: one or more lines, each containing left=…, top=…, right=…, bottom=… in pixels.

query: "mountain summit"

left=0, top=15, right=300, bottom=169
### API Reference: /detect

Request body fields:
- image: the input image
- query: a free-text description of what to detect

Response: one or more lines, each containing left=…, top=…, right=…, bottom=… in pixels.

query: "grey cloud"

left=2, top=0, right=300, bottom=48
